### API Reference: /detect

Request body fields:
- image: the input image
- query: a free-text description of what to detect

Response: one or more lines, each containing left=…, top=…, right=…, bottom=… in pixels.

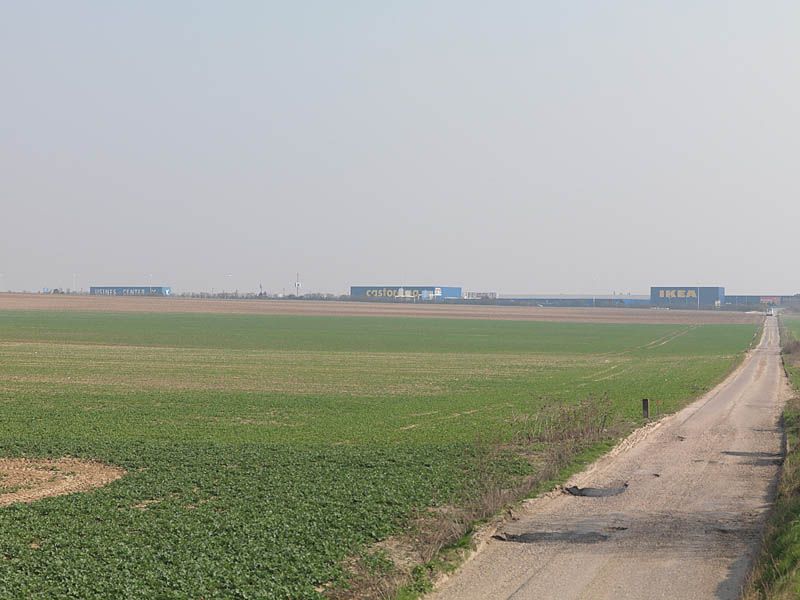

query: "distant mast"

left=295, top=273, right=301, bottom=297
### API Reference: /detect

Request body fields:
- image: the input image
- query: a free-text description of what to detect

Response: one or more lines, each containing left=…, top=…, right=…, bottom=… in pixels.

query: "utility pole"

left=295, top=273, right=301, bottom=297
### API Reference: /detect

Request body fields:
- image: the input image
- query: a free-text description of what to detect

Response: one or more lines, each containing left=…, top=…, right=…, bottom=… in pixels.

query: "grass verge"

left=744, top=318, right=800, bottom=599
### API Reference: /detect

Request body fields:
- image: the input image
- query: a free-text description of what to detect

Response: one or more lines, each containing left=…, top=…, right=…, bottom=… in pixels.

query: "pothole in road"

left=492, top=531, right=610, bottom=544
left=721, top=451, right=784, bottom=467
left=564, top=483, right=628, bottom=497
left=493, top=516, right=630, bottom=546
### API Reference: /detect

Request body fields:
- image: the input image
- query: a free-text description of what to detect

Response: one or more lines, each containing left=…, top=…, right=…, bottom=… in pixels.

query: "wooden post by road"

left=642, top=398, right=650, bottom=419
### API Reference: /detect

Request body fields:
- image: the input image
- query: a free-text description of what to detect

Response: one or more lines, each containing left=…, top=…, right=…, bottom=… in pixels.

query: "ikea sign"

left=650, top=286, right=725, bottom=308
left=658, top=289, right=698, bottom=299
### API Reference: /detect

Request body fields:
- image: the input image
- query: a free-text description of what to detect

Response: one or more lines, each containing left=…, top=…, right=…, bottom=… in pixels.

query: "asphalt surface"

left=430, top=316, right=787, bottom=600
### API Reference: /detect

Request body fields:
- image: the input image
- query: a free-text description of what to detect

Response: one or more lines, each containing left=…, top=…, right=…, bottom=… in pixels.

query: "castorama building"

left=350, top=286, right=462, bottom=300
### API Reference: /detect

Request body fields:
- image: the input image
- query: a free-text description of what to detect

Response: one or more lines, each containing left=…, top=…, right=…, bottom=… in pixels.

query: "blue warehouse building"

left=724, top=294, right=800, bottom=308
left=350, top=285, right=462, bottom=300
left=650, top=286, right=725, bottom=309
left=499, top=294, right=650, bottom=308
left=90, top=286, right=172, bottom=297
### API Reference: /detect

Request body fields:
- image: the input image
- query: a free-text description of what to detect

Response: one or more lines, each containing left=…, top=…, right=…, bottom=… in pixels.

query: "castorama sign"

left=350, top=286, right=462, bottom=299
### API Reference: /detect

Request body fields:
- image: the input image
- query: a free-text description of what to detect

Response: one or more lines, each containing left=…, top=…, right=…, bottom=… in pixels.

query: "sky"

left=2, top=2, right=799, bottom=295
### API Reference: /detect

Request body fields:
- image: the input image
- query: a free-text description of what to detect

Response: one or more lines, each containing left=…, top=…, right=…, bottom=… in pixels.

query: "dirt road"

left=431, top=316, right=787, bottom=600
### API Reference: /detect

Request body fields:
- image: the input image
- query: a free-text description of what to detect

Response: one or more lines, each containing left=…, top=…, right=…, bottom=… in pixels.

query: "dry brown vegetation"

left=782, top=334, right=800, bottom=356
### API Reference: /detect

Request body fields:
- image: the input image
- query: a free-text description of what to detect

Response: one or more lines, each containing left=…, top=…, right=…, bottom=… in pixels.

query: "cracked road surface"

left=430, top=316, right=787, bottom=600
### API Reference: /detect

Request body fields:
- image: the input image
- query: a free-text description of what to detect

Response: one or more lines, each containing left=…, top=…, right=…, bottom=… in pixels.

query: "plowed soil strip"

left=0, top=294, right=762, bottom=324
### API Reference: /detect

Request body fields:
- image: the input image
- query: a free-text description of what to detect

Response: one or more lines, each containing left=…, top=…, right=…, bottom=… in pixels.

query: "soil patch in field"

left=0, top=458, right=124, bottom=506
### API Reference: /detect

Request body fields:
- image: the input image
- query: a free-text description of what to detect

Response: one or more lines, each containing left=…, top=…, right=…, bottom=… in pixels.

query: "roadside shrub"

left=779, top=319, right=800, bottom=355
left=783, top=337, right=800, bottom=355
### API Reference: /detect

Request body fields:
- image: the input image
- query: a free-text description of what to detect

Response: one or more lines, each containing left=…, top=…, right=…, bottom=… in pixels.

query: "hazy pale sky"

left=3, top=2, right=799, bottom=295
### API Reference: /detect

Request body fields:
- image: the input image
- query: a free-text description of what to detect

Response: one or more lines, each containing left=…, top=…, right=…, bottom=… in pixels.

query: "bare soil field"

left=0, top=458, right=124, bottom=507
left=0, top=293, right=762, bottom=324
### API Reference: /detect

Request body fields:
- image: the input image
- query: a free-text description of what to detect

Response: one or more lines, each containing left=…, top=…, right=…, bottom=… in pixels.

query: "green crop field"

left=0, top=310, right=757, bottom=599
